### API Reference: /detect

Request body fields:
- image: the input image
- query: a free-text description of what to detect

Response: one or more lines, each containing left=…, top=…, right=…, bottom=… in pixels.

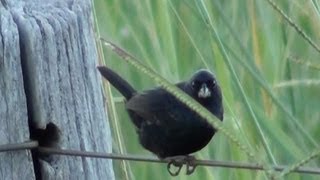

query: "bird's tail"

left=97, top=66, right=136, bottom=99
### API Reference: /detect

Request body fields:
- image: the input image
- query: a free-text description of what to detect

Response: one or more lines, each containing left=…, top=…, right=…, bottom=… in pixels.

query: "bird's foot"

left=185, top=156, right=197, bottom=175
left=165, top=155, right=197, bottom=176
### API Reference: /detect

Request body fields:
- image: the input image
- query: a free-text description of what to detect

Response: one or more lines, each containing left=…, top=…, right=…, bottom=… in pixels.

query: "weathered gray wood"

left=1, top=0, right=115, bottom=179
left=0, top=3, right=36, bottom=180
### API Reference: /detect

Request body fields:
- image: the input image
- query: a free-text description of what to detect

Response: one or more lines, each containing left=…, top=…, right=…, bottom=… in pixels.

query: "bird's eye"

left=192, top=80, right=200, bottom=89
left=207, top=79, right=216, bottom=87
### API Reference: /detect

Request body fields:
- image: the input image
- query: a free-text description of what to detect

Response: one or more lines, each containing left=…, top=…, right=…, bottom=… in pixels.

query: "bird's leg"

left=165, top=155, right=197, bottom=176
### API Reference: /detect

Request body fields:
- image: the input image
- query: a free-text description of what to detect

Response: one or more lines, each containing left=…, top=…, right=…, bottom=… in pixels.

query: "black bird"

left=97, top=66, right=223, bottom=175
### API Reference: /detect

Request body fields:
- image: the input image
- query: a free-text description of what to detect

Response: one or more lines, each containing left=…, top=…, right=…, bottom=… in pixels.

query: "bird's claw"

left=186, top=161, right=197, bottom=175
left=166, top=156, right=197, bottom=176
left=185, top=155, right=197, bottom=175
left=167, top=160, right=183, bottom=176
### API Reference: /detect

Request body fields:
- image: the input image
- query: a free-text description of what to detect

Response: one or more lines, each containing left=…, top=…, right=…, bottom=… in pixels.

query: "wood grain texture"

left=0, top=3, right=36, bottom=180
left=1, top=0, right=114, bottom=179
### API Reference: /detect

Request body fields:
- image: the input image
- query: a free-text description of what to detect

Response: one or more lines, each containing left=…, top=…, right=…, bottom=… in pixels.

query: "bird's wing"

left=125, top=86, right=189, bottom=124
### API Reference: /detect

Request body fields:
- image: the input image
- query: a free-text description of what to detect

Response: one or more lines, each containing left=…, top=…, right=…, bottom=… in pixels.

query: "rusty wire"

left=0, top=141, right=319, bottom=175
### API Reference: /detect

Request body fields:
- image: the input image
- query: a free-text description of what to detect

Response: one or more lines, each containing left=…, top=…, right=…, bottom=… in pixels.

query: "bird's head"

left=189, top=69, right=219, bottom=100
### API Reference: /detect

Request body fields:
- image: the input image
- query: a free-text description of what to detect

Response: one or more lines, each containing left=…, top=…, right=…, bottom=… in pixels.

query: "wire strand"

left=0, top=141, right=38, bottom=151
left=0, top=141, right=319, bottom=175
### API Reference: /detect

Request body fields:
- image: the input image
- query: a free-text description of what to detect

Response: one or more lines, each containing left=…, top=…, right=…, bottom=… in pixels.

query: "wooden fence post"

left=0, top=0, right=115, bottom=179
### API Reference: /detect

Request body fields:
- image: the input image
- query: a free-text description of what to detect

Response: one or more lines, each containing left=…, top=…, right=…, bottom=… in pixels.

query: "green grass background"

left=93, top=0, right=320, bottom=179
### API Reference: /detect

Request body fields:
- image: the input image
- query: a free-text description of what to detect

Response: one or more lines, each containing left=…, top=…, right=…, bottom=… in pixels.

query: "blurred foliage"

left=93, top=0, right=320, bottom=179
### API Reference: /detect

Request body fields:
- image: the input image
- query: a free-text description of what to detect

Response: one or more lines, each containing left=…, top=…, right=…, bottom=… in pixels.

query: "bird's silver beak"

left=198, top=84, right=211, bottom=98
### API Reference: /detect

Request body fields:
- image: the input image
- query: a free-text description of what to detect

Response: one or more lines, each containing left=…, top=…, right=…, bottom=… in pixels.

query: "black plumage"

left=98, top=66, right=223, bottom=159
